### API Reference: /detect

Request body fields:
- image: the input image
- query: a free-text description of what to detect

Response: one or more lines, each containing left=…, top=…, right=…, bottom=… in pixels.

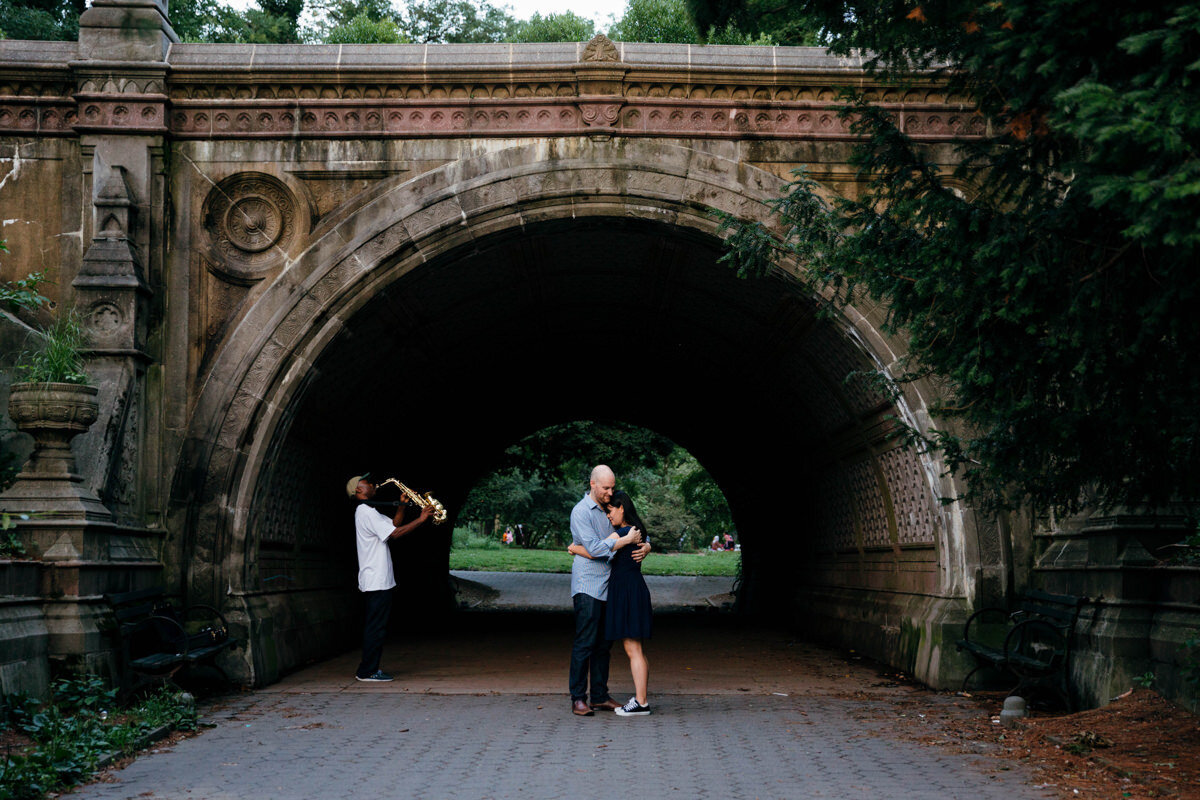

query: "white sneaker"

left=614, top=697, right=651, bottom=716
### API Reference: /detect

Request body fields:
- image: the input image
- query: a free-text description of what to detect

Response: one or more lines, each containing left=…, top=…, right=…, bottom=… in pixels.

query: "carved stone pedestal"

left=2, top=383, right=161, bottom=692
left=1035, top=509, right=1197, bottom=709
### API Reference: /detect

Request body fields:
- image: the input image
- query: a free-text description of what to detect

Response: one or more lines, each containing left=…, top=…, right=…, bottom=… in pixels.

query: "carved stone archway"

left=169, top=138, right=996, bottom=686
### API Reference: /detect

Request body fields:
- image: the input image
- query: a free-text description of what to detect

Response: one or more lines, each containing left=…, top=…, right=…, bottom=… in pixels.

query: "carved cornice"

left=0, top=44, right=986, bottom=141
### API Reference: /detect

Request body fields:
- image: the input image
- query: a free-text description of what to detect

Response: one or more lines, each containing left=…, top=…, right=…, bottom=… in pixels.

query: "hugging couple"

left=568, top=464, right=654, bottom=717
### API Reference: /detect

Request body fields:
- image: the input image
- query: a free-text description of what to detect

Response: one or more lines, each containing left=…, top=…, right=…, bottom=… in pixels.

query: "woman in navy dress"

left=568, top=490, right=653, bottom=716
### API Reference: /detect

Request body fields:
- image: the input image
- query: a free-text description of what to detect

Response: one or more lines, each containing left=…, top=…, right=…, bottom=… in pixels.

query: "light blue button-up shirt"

left=570, top=491, right=615, bottom=600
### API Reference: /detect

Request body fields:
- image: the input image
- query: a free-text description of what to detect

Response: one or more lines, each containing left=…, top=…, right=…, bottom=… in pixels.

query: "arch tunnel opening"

left=231, top=215, right=951, bottom=684
left=451, top=419, right=737, bottom=556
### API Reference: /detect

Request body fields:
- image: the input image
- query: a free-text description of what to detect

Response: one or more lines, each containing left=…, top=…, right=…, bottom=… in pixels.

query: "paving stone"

left=71, top=692, right=1052, bottom=800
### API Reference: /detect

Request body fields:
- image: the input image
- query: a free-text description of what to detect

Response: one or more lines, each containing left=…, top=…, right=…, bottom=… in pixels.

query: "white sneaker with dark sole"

left=614, top=697, right=651, bottom=716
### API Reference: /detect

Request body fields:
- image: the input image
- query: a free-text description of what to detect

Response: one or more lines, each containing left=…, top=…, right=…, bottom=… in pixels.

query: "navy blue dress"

left=605, top=526, right=653, bottom=640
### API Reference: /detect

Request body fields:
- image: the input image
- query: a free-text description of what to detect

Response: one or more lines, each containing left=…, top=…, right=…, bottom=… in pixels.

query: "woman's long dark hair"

left=610, top=491, right=649, bottom=541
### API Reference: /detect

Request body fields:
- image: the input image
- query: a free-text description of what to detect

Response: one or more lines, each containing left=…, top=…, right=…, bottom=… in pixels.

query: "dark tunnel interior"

left=245, top=215, right=898, bottom=615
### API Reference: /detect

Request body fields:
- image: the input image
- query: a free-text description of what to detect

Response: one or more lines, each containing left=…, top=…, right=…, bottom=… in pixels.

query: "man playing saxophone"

left=346, top=474, right=435, bottom=682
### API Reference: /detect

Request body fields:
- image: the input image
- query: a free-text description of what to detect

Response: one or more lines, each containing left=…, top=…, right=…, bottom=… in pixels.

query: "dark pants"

left=569, top=592, right=612, bottom=703
left=357, top=589, right=392, bottom=678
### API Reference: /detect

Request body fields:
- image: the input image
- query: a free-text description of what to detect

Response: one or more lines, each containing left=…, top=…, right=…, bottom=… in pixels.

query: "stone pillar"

left=1035, top=507, right=1197, bottom=708
left=0, top=0, right=173, bottom=684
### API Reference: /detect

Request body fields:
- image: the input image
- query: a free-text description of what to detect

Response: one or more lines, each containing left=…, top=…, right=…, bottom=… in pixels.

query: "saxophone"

left=377, top=478, right=448, bottom=525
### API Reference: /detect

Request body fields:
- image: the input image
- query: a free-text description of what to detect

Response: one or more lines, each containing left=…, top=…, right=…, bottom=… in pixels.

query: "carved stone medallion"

left=203, top=172, right=299, bottom=284
left=582, top=34, right=619, bottom=63
left=86, top=301, right=124, bottom=336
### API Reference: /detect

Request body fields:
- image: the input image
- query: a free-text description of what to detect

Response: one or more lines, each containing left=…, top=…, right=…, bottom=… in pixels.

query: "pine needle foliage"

left=713, top=0, right=1200, bottom=514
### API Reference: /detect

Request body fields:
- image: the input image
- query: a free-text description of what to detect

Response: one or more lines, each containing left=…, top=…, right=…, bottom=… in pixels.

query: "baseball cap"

left=345, top=473, right=371, bottom=498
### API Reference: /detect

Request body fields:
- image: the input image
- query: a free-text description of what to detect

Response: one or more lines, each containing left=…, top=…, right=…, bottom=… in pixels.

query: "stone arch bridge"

left=1, top=0, right=1190, bottom=707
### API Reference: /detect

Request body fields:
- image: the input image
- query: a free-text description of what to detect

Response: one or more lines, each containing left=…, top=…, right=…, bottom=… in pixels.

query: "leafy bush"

left=0, top=677, right=198, bottom=800
left=51, top=676, right=115, bottom=715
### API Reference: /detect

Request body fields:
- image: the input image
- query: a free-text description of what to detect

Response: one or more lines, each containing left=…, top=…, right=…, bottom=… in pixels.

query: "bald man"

left=568, top=465, right=651, bottom=716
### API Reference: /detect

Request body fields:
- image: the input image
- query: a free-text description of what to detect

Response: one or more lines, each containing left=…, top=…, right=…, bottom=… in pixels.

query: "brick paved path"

left=68, top=615, right=1053, bottom=800
left=71, top=692, right=1050, bottom=800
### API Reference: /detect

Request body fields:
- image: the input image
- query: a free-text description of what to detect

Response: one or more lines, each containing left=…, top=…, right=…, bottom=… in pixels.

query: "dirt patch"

left=887, top=688, right=1200, bottom=799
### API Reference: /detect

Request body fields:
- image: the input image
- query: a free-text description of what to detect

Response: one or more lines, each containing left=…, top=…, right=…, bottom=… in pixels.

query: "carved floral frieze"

left=0, top=99, right=75, bottom=134
left=73, top=93, right=168, bottom=133
left=166, top=97, right=984, bottom=140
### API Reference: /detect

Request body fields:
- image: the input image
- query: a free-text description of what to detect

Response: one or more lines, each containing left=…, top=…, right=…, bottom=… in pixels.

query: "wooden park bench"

left=106, top=587, right=239, bottom=691
left=956, top=589, right=1088, bottom=709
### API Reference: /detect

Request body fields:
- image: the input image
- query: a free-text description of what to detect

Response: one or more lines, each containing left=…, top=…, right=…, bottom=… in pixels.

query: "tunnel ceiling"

left=270, top=216, right=895, bottom=520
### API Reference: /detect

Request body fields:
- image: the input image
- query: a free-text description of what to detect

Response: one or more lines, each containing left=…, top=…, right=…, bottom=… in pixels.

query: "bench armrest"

left=961, top=606, right=1009, bottom=644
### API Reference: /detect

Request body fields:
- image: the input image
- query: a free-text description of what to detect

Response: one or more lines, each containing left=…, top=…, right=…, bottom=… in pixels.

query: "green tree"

left=507, top=11, right=595, bottom=43
left=459, top=422, right=733, bottom=551
left=714, top=1, right=1200, bottom=514
left=702, top=22, right=774, bottom=45
left=625, top=447, right=732, bottom=550
left=398, top=0, right=515, bottom=43
left=609, top=0, right=700, bottom=44
left=0, top=0, right=82, bottom=40
left=259, top=0, right=303, bottom=41
left=458, top=468, right=578, bottom=548
left=685, top=0, right=821, bottom=46
left=307, top=0, right=395, bottom=31
left=324, top=12, right=407, bottom=43
left=501, top=420, right=676, bottom=482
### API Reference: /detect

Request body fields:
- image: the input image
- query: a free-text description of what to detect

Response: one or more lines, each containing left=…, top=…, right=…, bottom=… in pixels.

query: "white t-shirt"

left=355, top=503, right=397, bottom=592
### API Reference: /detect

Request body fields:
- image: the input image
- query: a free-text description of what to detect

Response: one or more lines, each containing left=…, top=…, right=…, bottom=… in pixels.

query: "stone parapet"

left=0, top=37, right=982, bottom=142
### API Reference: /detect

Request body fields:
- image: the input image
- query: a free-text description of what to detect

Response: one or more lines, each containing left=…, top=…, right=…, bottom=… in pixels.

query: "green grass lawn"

left=448, top=546, right=739, bottom=577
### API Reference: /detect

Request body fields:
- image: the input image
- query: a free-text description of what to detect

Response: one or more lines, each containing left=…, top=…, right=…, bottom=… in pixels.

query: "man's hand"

left=630, top=540, right=651, bottom=563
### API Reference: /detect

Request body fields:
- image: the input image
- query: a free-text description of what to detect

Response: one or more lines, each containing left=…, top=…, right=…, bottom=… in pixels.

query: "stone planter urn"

left=8, top=382, right=99, bottom=478
left=2, top=382, right=111, bottom=524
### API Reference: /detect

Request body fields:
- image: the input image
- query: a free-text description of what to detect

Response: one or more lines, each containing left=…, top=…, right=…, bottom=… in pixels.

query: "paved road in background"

left=451, top=570, right=735, bottom=612
left=67, top=606, right=1054, bottom=800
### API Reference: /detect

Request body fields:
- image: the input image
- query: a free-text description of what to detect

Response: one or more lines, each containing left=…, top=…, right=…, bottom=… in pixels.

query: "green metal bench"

left=956, top=589, right=1087, bottom=709
left=107, top=587, right=239, bottom=691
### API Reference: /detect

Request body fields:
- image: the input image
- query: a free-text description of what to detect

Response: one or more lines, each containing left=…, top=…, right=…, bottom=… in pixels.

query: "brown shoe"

left=590, top=698, right=620, bottom=711
left=572, top=699, right=594, bottom=716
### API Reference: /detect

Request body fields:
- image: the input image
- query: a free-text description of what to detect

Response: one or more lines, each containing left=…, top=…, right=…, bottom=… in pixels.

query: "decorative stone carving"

left=579, top=102, right=622, bottom=127
left=582, top=34, right=620, bottom=63
left=74, top=166, right=149, bottom=353
left=202, top=172, right=300, bottom=284
left=879, top=446, right=937, bottom=545
left=72, top=95, right=167, bottom=134
left=85, top=300, right=125, bottom=337
left=2, top=383, right=112, bottom=524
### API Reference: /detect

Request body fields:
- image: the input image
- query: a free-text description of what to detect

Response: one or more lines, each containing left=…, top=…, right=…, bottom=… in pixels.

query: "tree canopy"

left=507, top=11, right=595, bottom=44
left=457, top=421, right=734, bottom=550
left=0, top=0, right=83, bottom=40
left=608, top=0, right=701, bottom=44
left=0, top=0, right=810, bottom=44
left=712, top=0, right=1200, bottom=514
